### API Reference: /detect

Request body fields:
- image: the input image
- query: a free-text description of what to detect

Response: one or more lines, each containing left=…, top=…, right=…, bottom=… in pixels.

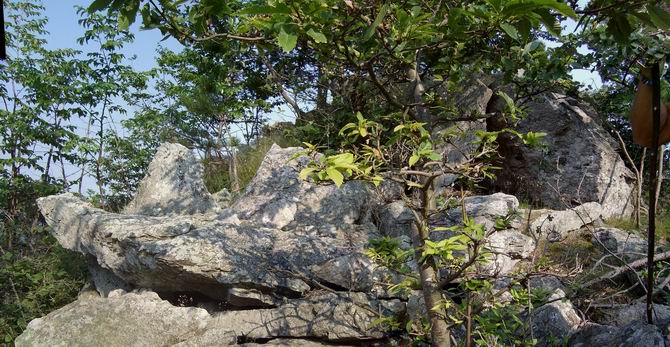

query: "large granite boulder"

left=36, top=144, right=382, bottom=303
left=490, top=92, right=635, bottom=218
left=15, top=290, right=404, bottom=347
left=37, top=193, right=381, bottom=302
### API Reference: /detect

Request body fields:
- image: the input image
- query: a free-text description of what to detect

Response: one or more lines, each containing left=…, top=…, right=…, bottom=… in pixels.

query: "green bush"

left=0, top=230, right=88, bottom=345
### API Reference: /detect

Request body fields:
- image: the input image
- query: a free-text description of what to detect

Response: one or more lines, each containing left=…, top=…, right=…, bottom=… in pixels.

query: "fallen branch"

left=580, top=250, right=670, bottom=290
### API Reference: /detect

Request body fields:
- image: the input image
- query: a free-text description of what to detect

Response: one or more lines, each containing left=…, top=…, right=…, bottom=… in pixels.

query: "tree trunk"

left=655, top=145, right=664, bottom=213
left=637, top=148, right=646, bottom=229
left=229, top=148, right=240, bottom=193
left=410, top=219, right=451, bottom=347
left=408, top=181, right=451, bottom=347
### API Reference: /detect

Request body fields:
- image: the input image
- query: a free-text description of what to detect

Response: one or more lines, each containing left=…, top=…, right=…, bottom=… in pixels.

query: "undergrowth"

left=0, top=227, right=88, bottom=345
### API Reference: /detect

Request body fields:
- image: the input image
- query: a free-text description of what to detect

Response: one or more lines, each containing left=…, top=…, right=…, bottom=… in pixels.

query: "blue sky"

left=43, top=0, right=182, bottom=71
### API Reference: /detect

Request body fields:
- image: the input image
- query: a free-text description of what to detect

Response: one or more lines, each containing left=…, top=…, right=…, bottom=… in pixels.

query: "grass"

left=605, top=211, right=670, bottom=243
left=0, top=231, right=88, bottom=345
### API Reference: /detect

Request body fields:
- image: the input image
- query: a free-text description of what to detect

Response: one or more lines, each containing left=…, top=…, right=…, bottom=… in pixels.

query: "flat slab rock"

left=37, top=144, right=386, bottom=302
left=15, top=290, right=403, bottom=347
left=38, top=193, right=379, bottom=299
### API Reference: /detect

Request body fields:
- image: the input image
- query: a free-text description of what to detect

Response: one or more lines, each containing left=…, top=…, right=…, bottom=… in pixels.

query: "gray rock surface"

left=124, top=143, right=217, bottom=216
left=38, top=193, right=379, bottom=299
left=475, top=229, right=535, bottom=276
left=491, top=92, right=634, bottom=218
left=593, top=227, right=647, bottom=260
left=16, top=290, right=403, bottom=347
left=598, top=303, right=670, bottom=327
left=87, top=259, right=133, bottom=297
left=15, top=290, right=217, bottom=347
left=528, top=275, right=565, bottom=296
left=438, top=192, right=519, bottom=231
left=232, top=144, right=377, bottom=229
left=569, top=321, right=666, bottom=347
left=532, top=289, right=582, bottom=347
left=529, top=202, right=603, bottom=242
left=378, top=201, right=414, bottom=238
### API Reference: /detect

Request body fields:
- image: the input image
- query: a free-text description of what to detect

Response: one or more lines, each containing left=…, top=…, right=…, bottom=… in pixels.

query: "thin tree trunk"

left=229, top=148, right=240, bottom=193
left=408, top=179, right=451, bottom=347
left=638, top=148, right=647, bottom=229
left=655, top=146, right=664, bottom=213
left=59, top=155, right=69, bottom=191
left=78, top=115, right=94, bottom=195
left=96, top=100, right=107, bottom=209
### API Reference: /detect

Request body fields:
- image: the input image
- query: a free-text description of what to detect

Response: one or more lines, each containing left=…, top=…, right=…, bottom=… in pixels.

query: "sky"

left=43, top=0, right=182, bottom=71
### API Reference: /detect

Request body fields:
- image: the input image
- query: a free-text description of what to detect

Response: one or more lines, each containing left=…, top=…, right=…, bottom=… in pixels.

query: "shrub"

left=0, top=230, right=87, bottom=345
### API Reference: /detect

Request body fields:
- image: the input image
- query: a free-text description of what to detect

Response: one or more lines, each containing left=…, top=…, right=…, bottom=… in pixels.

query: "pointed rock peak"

left=124, top=142, right=216, bottom=216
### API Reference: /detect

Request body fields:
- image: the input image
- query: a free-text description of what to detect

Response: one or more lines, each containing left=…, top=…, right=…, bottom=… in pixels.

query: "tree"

left=0, top=0, right=86, bottom=246
left=74, top=7, right=150, bottom=208
left=87, top=0, right=670, bottom=344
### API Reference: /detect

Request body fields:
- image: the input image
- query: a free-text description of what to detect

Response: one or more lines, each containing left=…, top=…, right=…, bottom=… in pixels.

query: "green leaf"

left=306, top=29, right=327, bottom=43
left=606, top=13, right=632, bottom=43
left=118, top=13, right=131, bottom=31
left=299, top=167, right=317, bottom=180
left=278, top=27, right=298, bottom=53
left=648, top=5, right=670, bottom=30
left=88, top=0, right=113, bottom=12
left=535, top=9, right=561, bottom=36
left=406, top=181, right=424, bottom=188
left=409, top=154, right=420, bottom=167
left=364, top=3, right=389, bottom=41
left=500, top=23, right=519, bottom=40
left=326, top=167, right=344, bottom=187
left=238, top=4, right=292, bottom=15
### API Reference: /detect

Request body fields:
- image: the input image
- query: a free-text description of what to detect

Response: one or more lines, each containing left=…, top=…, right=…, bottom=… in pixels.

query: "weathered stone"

left=310, top=253, right=396, bottom=295
left=124, top=143, right=217, bottom=216
left=491, top=93, right=635, bottom=218
left=443, top=77, right=495, bottom=116
left=15, top=290, right=217, bottom=347
left=569, top=321, right=665, bottom=347
left=438, top=193, right=519, bottom=231
left=16, top=290, right=403, bottom=346
left=435, top=120, right=488, bottom=168
left=239, top=339, right=334, bottom=346
left=593, top=227, right=647, bottom=260
left=378, top=201, right=414, bottom=238
left=529, top=202, right=603, bottom=242
left=532, top=289, right=582, bottom=347
left=232, top=144, right=377, bottom=229
left=37, top=193, right=379, bottom=301
left=211, top=188, right=234, bottom=207
left=375, top=179, right=405, bottom=203
left=478, top=229, right=535, bottom=276
left=598, top=303, right=670, bottom=327
left=209, top=292, right=404, bottom=342
left=528, top=275, right=565, bottom=297
left=87, top=259, right=133, bottom=297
